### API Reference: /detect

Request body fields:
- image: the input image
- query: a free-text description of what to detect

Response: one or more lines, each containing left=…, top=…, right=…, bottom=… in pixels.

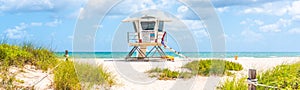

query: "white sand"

left=96, top=57, right=300, bottom=90
left=8, top=65, right=53, bottom=90
left=10, top=57, right=300, bottom=90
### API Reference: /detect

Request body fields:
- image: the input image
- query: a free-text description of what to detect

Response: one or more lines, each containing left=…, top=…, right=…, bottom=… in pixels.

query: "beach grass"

left=146, top=67, right=193, bottom=80
left=183, top=59, right=243, bottom=76
left=75, top=62, right=116, bottom=89
left=219, top=61, right=300, bottom=89
left=218, top=76, right=248, bottom=90
left=54, top=61, right=116, bottom=89
left=0, top=43, right=58, bottom=71
left=0, top=43, right=58, bottom=89
left=53, top=61, right=81, bottom=89
left=256, top=62, right=300, bottom=89
left=0, top=43, right=116, bottom=89
left=146, top=59, right=243, bottom=80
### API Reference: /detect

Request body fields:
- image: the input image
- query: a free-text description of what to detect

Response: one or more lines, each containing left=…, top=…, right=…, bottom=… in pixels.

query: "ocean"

left=55, top=52, right=300, bottom=58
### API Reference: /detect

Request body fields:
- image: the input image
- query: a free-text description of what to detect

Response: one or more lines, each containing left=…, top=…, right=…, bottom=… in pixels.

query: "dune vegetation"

left=146, top=67, right=193, bottom=80
left=53, top=61, right=81, bottom=89
left=183, top=59, right=243, bottom=76
left=218, top=76, right=248, bottom=90
left=54, top=61, right=116, bottom=89
left=0, top=43, right=58, bottom=70
left=219, top=61, right=300, bottom=90
left=0, top=43, right=58, bottom=89
left=0, top=43, right=116, bottom=89
left=146, top=59, right=243, bottom=80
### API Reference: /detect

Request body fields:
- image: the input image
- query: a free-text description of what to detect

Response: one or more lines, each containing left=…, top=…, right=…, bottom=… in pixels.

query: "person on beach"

left=64, top=50, right=69, bottom=61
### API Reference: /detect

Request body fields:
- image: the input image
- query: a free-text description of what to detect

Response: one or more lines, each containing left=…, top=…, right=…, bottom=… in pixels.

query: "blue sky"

left=1, top=0, right=300, bottom=52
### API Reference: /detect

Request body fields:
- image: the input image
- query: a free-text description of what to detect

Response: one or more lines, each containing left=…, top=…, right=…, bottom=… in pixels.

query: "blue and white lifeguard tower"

left=123, top=15, right=187, bottom=61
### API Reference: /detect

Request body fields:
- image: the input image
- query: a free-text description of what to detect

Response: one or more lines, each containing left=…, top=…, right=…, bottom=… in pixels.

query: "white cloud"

left=289, top=1, right=300, bottom=16
left=288, top=28, right=300, bottom=34
left=259, top=18, right=291, bottom=33
left=93, top=24, right=103, bottom=29
left=240, top=18, right=264, bottom=26
left=175, top=5, right=199, bottom=20
left=243, top=7, right=264, bottom=14
left=277, top=18, right=291, bottom=27
left=233, top=1, right=300, bottom=34
left=216, top=7, right=229, bottom=13
left=79, top=0, right=137, bottom=20
left=289, top=1, right=300, bottom=21
left=81, top=0, right=177, bottom=18
left=242, top=1, right=290, bottom=16
left=77, top=0, right=189, bottom=21
left=30, top=22, right=43, bottom=26
left=253, top=20, right=264, bottom=25
left=68, top=35, right=74, bottom=39
left=0, top=0, right=87, bottom=13
left=292, top=15, right=300, bottom=21
left=182, top=20, right=206, bottom=30
left=2, top=19, right=61, bottom=39
left=133, top=0, right=178, bottom=13
left=240, top=0, right=300, bottom=24
left=45, top=19, right=62, bottom=27
left=68, top=7, right=84, bottom=19
left=177, top=5, right=188, bottom=13
left=241, top=30, right=263, bottom=42
left=4, top=23, right=28, bottom=39
left=240, top=21, right=247, bottom=25
left=0, top=0, right=53, bottom=12
left=211, top=0, right=277, bottom=7
left=83, top=0, right=192, bottom=20
left=224, top=33, right=231, bottom=40
left=259, top=24, right=280, bottom=33
left=136, top=10, right=174, bottom=19
left=181, top=20, right=208, bottom=38
left=193, top=30, right=209, bottom=38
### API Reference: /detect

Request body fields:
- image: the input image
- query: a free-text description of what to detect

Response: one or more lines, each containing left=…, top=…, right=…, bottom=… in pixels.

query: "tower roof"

left=122, top=15, right=171, bottom=22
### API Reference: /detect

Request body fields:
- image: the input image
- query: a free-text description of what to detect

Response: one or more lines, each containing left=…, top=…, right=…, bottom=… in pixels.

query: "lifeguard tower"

left=123, top=15, right=188, bottom=61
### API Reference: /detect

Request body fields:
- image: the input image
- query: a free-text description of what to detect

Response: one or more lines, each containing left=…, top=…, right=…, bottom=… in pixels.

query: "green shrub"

left=256, top=62, right=300, bottom=89
left=54, top=61, right=81, bottom=90
left=0, top=43, right=58, bottom=71
left=0, top=43, right=117, bottom=89
left=146, top=67, right=163, bottom=73
left=21, top=43, right=58, bottom=71
left=178, top=72, right=193, bottom=79
left=183, top=59, right=243, bottom=76
left=0, top=44, right=33, bottom=68
left=75, top=63, right=116, bottom=89
left=146, top=68, right=192, bottom=80
left=218, top=77, right=248, bottom=90
left=0, top=43, right=58, bottom=89
left=225, top=61, right=243, bottom=71
left=147, top=59, right=243, bottom=80
left=54, top=61, right=116, bottom=89
left=158, top=68, right=179, bottom=80
left=219, top=62, right=300, bottom=89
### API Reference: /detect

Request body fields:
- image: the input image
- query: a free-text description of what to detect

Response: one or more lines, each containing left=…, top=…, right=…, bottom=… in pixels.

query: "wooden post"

left=248, top=69, right=257, bottom=90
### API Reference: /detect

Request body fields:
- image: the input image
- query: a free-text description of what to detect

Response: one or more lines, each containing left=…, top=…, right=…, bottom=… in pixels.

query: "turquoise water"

left=55, top=52, right=300, bottom=58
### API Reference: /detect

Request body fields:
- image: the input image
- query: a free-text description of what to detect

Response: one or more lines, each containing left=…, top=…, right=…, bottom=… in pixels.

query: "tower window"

left=141, top=22, right=155, bottom=30
left=158, top=21, right=164, bottom=32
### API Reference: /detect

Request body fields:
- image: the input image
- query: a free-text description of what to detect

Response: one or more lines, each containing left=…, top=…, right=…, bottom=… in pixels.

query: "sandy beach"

left=96, top=57, right=300, bottom=90
left=11, top=57, right=300, bottom=90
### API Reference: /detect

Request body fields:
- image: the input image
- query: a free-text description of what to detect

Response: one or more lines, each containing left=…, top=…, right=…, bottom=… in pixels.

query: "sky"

left=0, top=0, right=300, bottom=52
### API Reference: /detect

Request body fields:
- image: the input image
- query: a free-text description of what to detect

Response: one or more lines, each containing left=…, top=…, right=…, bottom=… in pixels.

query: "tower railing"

left=127, top=32, right=139, bottom=43
left=127, top=32, right=167, bottom=44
